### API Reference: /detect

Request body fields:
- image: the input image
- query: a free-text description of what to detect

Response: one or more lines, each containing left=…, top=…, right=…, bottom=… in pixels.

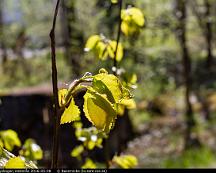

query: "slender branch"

left=50, top=0, right=61, bottom=169
left=113, top=0, right=123, bottom=76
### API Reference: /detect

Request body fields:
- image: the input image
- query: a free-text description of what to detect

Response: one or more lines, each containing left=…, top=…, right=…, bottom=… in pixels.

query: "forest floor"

left=121, top=116, right=216, bottom=168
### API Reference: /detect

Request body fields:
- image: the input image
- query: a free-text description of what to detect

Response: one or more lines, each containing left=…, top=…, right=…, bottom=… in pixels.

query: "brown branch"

left=50, top=0, right=61, bottom=169
left=113, top=0, right=123, bottom=76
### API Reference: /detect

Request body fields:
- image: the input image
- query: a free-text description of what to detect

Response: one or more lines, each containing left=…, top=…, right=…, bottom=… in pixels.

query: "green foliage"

left=0, top=130, right=42, bottom=168
left=82, top=158, right=97, bottom=169
left=84, top=89, right=117, bottom=133
left=0, top=147, right=37, bottom=169
left=121, top=7, right=145, bottom=37
left=59, top=69, right=133, bottom=133
left=0, top=130, right=21, bottom=151
left=75, top=126, right=104, bottom=150
left=112, top=155, right=138, bottom=169
left=60, top=97, right=80, bottom=124
left=84, top=34, right=124, bottom=62
left=71, top=145, right=84, bottom=160
left=163, top=147, right=216, bottom=168
left=19, top=139, right=43, bottom=161
left=4, top=157, right=25, bottom=169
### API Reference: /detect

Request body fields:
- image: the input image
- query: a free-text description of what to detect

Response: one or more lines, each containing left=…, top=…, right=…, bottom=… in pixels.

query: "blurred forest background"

left=1, top=0, right=216, bottom=168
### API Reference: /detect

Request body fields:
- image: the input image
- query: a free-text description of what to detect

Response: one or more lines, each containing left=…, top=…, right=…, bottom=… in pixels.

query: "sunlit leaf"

left=0, top=140, right=3, bottom=148
left=93, top=73, right=123, bottom=103
left=58, top=89, right=68, bottom=107
left=85, top=35, right=100, bottom=52
left=129, top=7, right=145, bottom=26
left=112, top=155, right=138, bottom=169
left=5, top=157, right=25, bottom=169
left=111, top=0, right=118, bottom=4
left=121, top=7, right=144, bottom=36
left=61, top=97, right=80, bottom=124
left=119, top=99, right=136, bottom=109
left=82, top=158, right=97, bottom=169
left=121, top=21, right=130, bottom=36
left=0, top=130, right=21, bottom=151
left=83, top=90, right=117, bottom=133
left=107, top=41, right=124, bottom=62
left=19, top=139, right=43, bottom=161
left=71, top=145, right=84, bottom=158
left=95, top=42, right=108, bottom=60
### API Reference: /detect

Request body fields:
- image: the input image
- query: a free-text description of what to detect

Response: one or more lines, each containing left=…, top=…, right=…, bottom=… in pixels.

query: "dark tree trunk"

left=204, top=0, right=213, bottom=69
left=190, top=0, right=214, bottom=69
left=61, top=0, right=83, bottom=78
left=175, top=0, right=201, bottom=149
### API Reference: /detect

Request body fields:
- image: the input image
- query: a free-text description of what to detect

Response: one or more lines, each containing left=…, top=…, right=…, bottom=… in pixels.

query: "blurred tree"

left=0, top=0, right=8, bottom=71
left=190, top=0, right=214, bottom=69
left=174, top=0, right=201, bottom=149
left=61, top=0, right=84, bottom=78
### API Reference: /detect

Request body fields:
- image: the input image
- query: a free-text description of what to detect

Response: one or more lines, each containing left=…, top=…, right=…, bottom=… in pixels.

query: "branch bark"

left=50, top=0, right=61, bottom=169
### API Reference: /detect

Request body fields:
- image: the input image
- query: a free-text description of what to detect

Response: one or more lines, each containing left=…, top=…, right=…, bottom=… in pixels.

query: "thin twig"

left=50, top=0, right=61, bottom=169
left=113, top=0, right=123, bottom=76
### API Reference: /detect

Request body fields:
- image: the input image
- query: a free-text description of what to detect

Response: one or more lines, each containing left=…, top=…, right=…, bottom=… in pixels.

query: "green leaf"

left=111, top=0, right=118, bottom=4
left=93, top=73, right=123, bottom=103
left=83, top=90, right=117, bottom=133
left=95, top=42, right=108, bottom=60
left=19, top=139, right=43, bottom=161
left=119, top=99, right=136, bottom=109
left=82, top=158, right=97, bottom=169
left=58, top=89, right=68, bottom=107
left=0, top=130, right=21, bottom=151
left=84, top=35, right=100, bottom=52
left=5, top=157, right=25, bottom=169
left=121, top=7, right=144, bottom=36
left=0, top=140, right=3, bottom=148
left=129, top=7, right=145, bottom=26
left=121, top=21, right=130, bottom=36
left=71, top=145, right=84, bottom=158
left=112, top=155, right=138, bottom=169
left=0, top=147, right=37, bottom=169
left=61, top=97, right=80, bottom=124
left=107, top=41, right=124, bottom=62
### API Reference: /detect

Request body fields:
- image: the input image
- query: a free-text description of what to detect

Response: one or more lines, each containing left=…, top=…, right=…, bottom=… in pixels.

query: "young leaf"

left=111, top=0, right=118, bottom=4
left=84, top=35, right=100, bottom=52
left=82, top=158, right=97, bottom=169
left=58, top=89, right=68, bottom=107
left=95, top=42, right=108, bottom=60
left=61, top=97, right=80, bottom=124
left=121, top=7, right=144, bottom=36
left=112, top=155, right=138, bottom=169
left=93, top=73, right=123, bottom=103
left=0, top=130, right=21, bottom=151
left=121, top=21, right=130, bottom=36
left=71, top=145, right=84, bottom=158
left=4, top=157, right=25, bottom=169
left=83, top=90, right=117, bottom=133
left=119, top=99, right=136, bottom=109
left=19, top=139, right=43, bottom=161
left=129, top=7, right=145, bottom=27
left=107, top=41, right=123, bottom=62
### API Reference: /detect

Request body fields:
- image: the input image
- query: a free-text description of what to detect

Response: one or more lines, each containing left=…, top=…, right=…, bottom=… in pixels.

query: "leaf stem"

left=50, top=0, right=61, bottom=169
left=113, top=0, right=123, bottom=76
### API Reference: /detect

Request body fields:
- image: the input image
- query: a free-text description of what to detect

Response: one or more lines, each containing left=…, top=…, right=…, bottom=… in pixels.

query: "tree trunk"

left=204, top=0, right=213, bottom=69
left=60, top=0, right=83, bottom=78
left=175, top=0, right=201, bottom=149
